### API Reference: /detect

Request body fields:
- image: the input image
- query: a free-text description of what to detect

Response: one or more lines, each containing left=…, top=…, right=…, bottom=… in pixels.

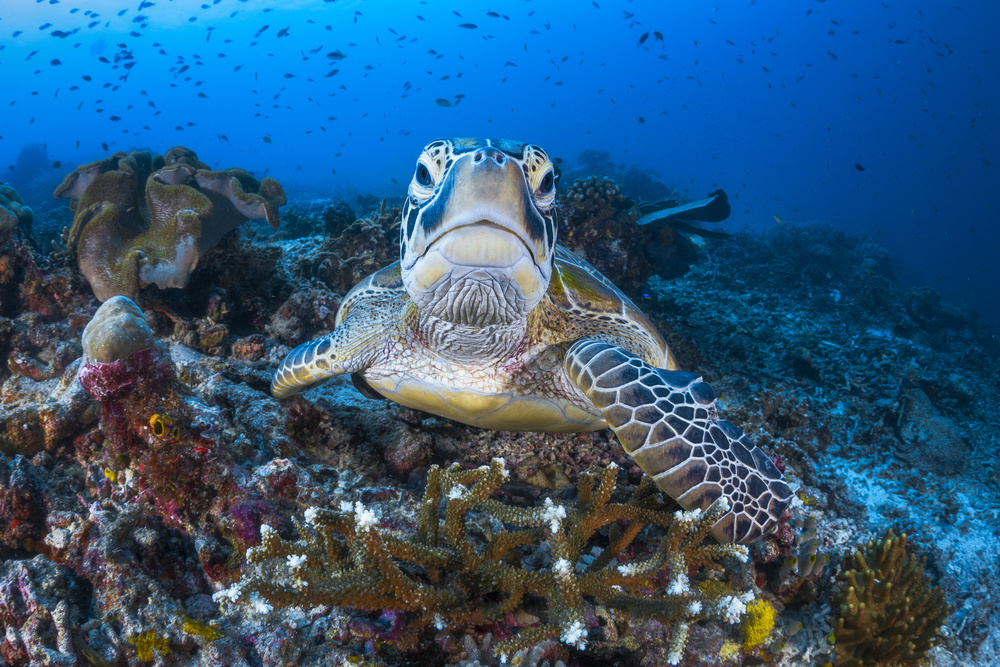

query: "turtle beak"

left=407, top=146, right=552, bottom=273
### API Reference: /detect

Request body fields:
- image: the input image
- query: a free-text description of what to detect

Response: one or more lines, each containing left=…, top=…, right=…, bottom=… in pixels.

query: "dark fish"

left=51, top=59, right=62, bottom=66
left=435, top=98, right=453, bottom=107
left=277, top=27, right=290, bottom=37
left=827, top=50, right=837, bottom=59
left=854, top=163, right=865, bottom=171
left=654, top=31, right=663, bottom=41
left=638, top=116, right=645, bottom=123
left=459, top=23, right=477, bottom=29
left=109, top=115, right=121, bottom=121
left=40, top=23, right=53, bottom=30
left=52, top=161, right=62, bottom=168
left=263, top=136, right=273, bottom=144
left=101, top=142, right=109, bottom=150
left=638, top=32, right=649, bottom=45
left=326, top=50, right=347, bottom=59
left=12, top=30, right=22, bottom=37
left=487, top=11, right=500, bottom=17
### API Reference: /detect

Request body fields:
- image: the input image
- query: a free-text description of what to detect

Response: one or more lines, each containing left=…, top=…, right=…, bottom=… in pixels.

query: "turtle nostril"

left=474, top=151, right=485, bottom=163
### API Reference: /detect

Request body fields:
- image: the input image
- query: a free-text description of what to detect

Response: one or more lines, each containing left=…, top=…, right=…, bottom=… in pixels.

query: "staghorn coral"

left=53, top=146, right=286, bottom=301
left=831, top=529, right=950, bottom=666
left=219, top=458, right=757, bottom=663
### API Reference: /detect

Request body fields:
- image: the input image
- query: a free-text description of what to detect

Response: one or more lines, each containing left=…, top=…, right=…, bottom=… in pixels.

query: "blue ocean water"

left=1, top=0, right=996, bottom=327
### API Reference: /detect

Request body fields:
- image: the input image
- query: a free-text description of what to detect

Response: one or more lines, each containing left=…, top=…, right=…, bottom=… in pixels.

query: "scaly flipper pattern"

left=564, top=338, right=792, bottom=543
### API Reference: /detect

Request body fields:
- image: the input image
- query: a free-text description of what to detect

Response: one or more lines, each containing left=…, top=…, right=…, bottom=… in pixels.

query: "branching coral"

left=219, top=458, right=756, bottom=662
left=831, top=529, right=950, bottom=666
left=53, top=146, right=286, bottom=301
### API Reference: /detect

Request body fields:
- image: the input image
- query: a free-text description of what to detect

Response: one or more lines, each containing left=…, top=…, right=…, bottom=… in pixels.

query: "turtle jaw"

left=405, top=221, right=546, bottom=327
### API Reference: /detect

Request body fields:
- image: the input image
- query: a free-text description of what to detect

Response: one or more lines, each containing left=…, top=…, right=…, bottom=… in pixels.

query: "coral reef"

left=1, top=173, right=997, bottom=665
left=831, top=530, right=950, bottom=666
left=221, top=458, right=758, bottom=662
left=0, top=182, right=33, bottom=239
left=558, top=177, right=728, bottom=291
left=54, top=146, right=287, bottom=301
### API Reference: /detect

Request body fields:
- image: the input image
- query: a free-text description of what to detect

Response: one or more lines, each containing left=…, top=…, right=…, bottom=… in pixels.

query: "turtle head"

left=400, top=138, right=558, bottom=327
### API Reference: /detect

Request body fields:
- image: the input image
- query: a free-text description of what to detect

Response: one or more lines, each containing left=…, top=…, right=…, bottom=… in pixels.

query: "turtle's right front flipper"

left=564, top=338, right=792, bottom=544
left=272, top=311, right=384, bottom=399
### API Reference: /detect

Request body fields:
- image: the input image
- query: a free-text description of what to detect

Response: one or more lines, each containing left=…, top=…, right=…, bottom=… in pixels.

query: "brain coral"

left=54, top=146, right=286, bottom=301
left=81, top=295, right=156, bottom=363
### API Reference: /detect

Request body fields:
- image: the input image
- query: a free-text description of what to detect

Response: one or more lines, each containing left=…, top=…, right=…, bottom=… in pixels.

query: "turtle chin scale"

left=413, top=268, right=532, bottom=327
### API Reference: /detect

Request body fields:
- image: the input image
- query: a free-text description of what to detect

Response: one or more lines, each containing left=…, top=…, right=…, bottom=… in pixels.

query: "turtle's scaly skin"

left=272, top=138, right=792, bottom=543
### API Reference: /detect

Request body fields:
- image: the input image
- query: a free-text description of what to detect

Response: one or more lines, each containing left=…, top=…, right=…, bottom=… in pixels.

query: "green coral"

left=218, top=458, right=756, bottom=661
left=53, top=146, right=286, bottom=301
left=832, top=529, right=950, bottom=666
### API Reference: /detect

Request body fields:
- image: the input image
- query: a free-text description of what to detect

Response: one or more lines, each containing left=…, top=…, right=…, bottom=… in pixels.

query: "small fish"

left=435, top=98, right=453, bottom=107
left=773, top=214, right=785, bottom=226
left=654, top=31, right=663, bottom=41
left=854, top=163, right=865, bottom=171
left=101, top=142, right=110, bottom=151
left=326, top=50, right=347, bottom=60
left=638, top=32, right=649, bottom=45
left=459, top=23, right=477, bottom=29
left=52, top=161, right=62, bottom=169
left=50, top=58, right=62, bottom=66
left=638, top=116, right=645, bottom=123
left=109, top=116, right=121, bottom=121
left=263, top=136, right=273, bottom=144
left=827, top=50, right=837, bottom=59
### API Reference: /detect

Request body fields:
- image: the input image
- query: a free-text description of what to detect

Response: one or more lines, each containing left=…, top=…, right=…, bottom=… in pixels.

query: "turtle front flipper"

left=272, top=314, right=382, bottom=399
left=565, top=338, right=792, bottom=544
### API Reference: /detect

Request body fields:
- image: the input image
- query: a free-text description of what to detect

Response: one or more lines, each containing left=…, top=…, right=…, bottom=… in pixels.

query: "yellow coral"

left=741, top=599, right=777, bottom=650
left=181, top=617, right=225, bottom=641
left=129, top=630, right=172, bottom=661
left=719, top=639, right=742, bottom=660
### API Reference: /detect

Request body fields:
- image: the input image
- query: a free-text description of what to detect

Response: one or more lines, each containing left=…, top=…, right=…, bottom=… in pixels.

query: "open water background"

left=1, top=0, right=996, bottom=327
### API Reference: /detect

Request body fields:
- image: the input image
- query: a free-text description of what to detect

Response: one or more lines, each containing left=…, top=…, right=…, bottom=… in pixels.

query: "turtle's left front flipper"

left=564, top=338, right=792, bottom=544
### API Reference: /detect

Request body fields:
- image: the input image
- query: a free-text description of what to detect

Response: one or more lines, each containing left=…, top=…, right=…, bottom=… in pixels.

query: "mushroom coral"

left=54, top=146, right=286, bottom=301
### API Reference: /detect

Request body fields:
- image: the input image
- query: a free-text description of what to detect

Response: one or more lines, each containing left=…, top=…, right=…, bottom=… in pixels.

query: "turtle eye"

left=538, top=170, right=555, bottom=195
left=415, top=162, right=433, bottom=187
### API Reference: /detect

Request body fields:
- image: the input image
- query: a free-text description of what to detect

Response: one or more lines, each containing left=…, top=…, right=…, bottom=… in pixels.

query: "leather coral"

left=54, top=146, right=285, bottom=301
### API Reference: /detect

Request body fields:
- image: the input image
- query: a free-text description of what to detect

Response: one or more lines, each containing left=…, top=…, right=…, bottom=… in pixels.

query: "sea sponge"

left=0, top=182, right=33, bottom=237
left=741, top=598, right=778, bottom=650
left=54, top=146, right=286, bottom=301
left=81, top=295, right=155, bottom=363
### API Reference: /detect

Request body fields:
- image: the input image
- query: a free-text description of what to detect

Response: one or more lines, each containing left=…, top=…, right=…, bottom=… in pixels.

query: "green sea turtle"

left=272, top=138, right=791, bottom=543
